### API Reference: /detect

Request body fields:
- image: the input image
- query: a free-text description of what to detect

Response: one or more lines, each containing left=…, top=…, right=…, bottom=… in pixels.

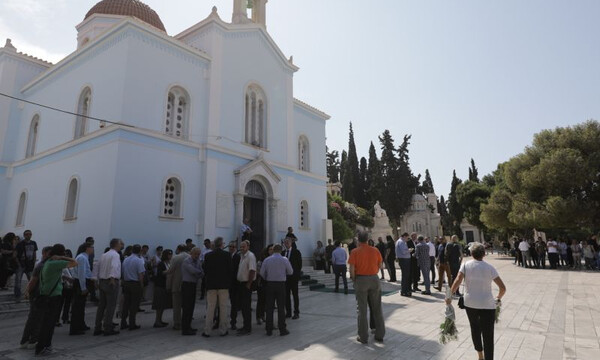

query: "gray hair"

left=213, top=237, right=223, bottom=249
left=470, top=242, right=486, bottom=260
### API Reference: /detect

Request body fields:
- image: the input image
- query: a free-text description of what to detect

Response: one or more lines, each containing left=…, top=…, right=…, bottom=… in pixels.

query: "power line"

left=0, top=92, right=135, bottom=128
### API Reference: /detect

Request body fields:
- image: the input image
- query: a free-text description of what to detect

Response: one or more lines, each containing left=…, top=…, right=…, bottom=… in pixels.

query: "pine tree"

left=448, top=170, right=464, bottom=238
left=356, top=157, right=368, bottom=208
left=326, top=146, right=340, bottom=183
left=468, top=158, right=480, bottom=182
left=366, top=142, right=382, bottom=207
left=421, top=169, right=435, bottom=194
left=345, top=122, right=360, bottom=203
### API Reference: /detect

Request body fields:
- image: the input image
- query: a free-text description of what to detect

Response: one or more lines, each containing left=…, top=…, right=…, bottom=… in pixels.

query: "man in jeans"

left=349, top=231, right=385, bottom=344
left=14, top=230, right=38, bottom=300
left=331, top=241, right=348, bottom=293
left=94, top=238, right=122, bottom=336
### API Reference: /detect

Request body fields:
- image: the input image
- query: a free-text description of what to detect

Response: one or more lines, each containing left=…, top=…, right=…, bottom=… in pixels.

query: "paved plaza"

left=0, top=255, right=599, bottom=360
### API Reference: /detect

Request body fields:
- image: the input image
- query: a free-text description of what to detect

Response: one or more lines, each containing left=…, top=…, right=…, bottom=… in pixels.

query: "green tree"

left=326, top=146, right=340, bottom=183
left=378, top=130, right=401, bottom=222
left=356, top=157, right=368, bottom=208
left=340, top=150, right=348, bottom=194
left=439, top=195, right=452, bottom=235
left=468, top=158, right=480, bottom=182
left=421, top=169, right=435, bottom=194
left=447, top=170, right=464, bottom=238
left=342, top=123, right=360, bottom=202
left=456, top=180, right=491, bottom=231
left=396, top=135, right=420, bottom=216
left=366, top=141, right=382, bottom=208
left=327, top=193, right=353, bottom=241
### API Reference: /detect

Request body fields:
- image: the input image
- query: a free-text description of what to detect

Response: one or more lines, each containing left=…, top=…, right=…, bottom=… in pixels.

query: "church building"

left=0, top=0, right=329, bottom=258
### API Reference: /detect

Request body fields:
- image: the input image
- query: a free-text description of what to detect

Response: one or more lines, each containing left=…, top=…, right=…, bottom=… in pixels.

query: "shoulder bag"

left=458, top=263, right=466, bottom=309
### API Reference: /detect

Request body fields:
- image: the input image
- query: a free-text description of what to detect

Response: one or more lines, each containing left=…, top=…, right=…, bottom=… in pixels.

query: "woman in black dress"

left=152, top=249, right=172, bottom=327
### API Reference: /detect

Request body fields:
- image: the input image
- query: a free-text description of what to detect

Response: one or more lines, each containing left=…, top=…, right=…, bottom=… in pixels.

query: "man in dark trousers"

left=228, top=241, right=241, bottom=330
left=283, top=238, right=302, bottom=319
left=260, top=244, right=293, bottom=336
left=325, top=239, right=334, bottom=274
left=446, top=235, right=463, bottom=296
left=407, top=233, right=420, bottom=292
left=202, top=237, right=231, bottom=337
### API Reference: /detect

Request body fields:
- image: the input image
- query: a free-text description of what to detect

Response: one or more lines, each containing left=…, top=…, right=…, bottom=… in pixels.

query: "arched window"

left=162, top=177, right=182, bottom=217
left=244, top=85, right=266, bottom=148
left=300, top=200, right=309, bottom=229
left=74, top=87, right=91, bottom=139
left=165, top=87, right=189, bottom=139
left=64, top=178, right=79, bottom=220
left=25, top=115, right=40, bottom=158
left=298, top=135, right=310, bottom=171
left=16, top=192, right=27, bottom=227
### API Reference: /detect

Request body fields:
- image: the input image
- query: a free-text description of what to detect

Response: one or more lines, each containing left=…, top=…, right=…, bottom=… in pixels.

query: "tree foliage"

left=481, top=120, right=600, bottom=234
left=326, top=146, right=340, bottom=183
left=456, top=180, right=491, bottom=231
left=468, top=158, right=480, bottom=182
left=447, top=170, right=464, bottom=238
left=421, top=169, right=435, bottom=194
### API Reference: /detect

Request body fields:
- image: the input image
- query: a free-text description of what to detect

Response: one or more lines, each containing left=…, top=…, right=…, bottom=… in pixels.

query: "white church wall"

left=293, top=106, right=327, bottom=177
left=108, top=134, right=202, bottom=251
left=1, top=140, right=119, bottom=252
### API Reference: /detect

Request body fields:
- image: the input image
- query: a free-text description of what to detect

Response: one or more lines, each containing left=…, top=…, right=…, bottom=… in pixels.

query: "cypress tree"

left=448, top=170, right=464, bottom=238
left=396, top=135, right=420, bottom=216
left=346, top=122, right=360, bottom=203
left=340, top=150, right=350, bottom=200
left=421, top=169, right=435, bottom=194
left=468, top=158, right=480, bottom=182
left=366, top=141, right=382, bottom=208
left=357, top=157, right=368, bottom=208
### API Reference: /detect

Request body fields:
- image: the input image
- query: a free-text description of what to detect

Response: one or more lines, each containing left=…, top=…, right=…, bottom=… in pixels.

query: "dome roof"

left=85, top=0, right=166, bottom=32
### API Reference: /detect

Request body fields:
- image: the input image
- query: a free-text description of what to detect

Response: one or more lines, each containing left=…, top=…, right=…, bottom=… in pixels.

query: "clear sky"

left=1, top=0, right=599, bottom=198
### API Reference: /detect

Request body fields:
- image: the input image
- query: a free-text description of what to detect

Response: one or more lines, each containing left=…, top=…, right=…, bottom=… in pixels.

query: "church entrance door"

left=243, top=180, right=266, bottom=255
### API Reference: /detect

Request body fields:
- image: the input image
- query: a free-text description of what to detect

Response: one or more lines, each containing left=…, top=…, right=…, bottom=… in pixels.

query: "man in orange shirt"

left=348, top=231, right=385, bottom=344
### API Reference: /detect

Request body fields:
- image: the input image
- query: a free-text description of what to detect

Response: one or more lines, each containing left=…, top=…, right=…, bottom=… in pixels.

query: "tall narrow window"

left=64, top=178, right=79, bottom=220
left=244, top=85, right=266, bottom=148
left=165, top=87, right=189, bottom=139
left=16, top=192, right=27, bottom=227
left=162, top=177, right=182, bottom=217
left=298, top=135, right=310, bottom=171
left=74, top=88, right=91, bottom=139
left=25, top=115, right=40, bottom=158
left=300, top=200, right=309, bottom=229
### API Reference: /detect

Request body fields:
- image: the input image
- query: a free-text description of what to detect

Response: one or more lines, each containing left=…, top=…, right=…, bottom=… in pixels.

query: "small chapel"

left=0, top=0, right=329, bottom=258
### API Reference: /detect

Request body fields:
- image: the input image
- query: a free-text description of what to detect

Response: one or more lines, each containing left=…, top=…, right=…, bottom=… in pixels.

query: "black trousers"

left=181, top=282, right=197, bottom=332
left=333, top=264, right=348, bottom=290
left=398, top=258, right=411, bottom=295
left=35, top=296, right=61, bottom=354
left=465, top=307, right=495, bottom=360
left=122, top=281, right=142, bottom=327
left=70, top=280, right=88, bottom=333
left=21, top=296, right=43, bottom=345
left=256, top=281, right=266, bottom=320
left=57, top=287, right=73, bottom=323
left=429, top=256, right=436, bottom=283
left=386, top=258, right=397, bottom=282
left=239, top=282, right=253, bottom=331
left=285, top=278, right=299, bottom=316
left=450, top=261, right=461, bottom=291
left=548, top=253, right=559, bottom=269
left=229, top=281, right=240, bottom=327
left=265, top=281, right=286, bottom=332
left=410, top=257, right=420, bottom=288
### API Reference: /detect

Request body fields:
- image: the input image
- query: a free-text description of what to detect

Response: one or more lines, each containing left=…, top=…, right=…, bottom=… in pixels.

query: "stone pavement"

left=0, top=256, right=599, bottom=360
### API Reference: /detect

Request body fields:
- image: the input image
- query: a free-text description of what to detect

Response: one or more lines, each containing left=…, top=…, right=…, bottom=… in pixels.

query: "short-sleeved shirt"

left=122, top=255, right=145, bottom=282
left=40, top=260, right=69, bottom=297
left=547, top=241, right=558, bottom=253
left=460, top=260, right=499, bottom=310
left=16, top=240, right=38, bottom=270
left=237, top=251, right=257, bottom=282
left=348, top=243, right=382, bottom=276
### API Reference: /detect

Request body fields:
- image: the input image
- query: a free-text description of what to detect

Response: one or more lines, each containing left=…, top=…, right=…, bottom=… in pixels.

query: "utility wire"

left=0, top=92, right=136, bottom=128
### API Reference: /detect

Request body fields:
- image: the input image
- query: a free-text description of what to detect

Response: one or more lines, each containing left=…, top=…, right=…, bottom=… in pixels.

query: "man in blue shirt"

left=260, top=244, right=293, bottom=336
left=120, top=245, right=145, bottom=330
left=70, top=243, right=94, bottom=335
left=395, top=233, right=412, bottom=297
left=331, top=241, right=348, bottom=293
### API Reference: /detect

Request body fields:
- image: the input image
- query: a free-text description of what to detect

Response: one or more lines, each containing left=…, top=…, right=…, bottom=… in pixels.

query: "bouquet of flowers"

left=495, top=299, right=501, bottom=323
left=440, top=287, right=459, bottom=344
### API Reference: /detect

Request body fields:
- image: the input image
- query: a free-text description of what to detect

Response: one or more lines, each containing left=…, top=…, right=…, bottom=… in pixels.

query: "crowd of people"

left=0, top=228, right=304, bottom=357
left=505, top=236, right=600, bottom=271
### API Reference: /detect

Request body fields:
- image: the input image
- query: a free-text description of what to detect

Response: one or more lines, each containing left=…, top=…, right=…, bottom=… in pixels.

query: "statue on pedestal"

left=374, top=201, right=387, bottom=218
left=370, top=201, right=393, bottom=241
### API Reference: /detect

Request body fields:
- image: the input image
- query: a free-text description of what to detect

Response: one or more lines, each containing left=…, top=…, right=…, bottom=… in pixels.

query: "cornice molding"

left=293, top=98, right=330, bottom=120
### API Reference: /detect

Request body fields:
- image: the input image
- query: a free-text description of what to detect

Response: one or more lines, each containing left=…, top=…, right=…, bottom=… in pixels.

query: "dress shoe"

left=220, top=331, right=229, bottom=337
left=266, top=330, right=272, bottom=336
left=129, top=325, right=141, bottom=331
left=69, top=331, right=85, bottom=335
left=103, top=330, right=120, bottom=336
left=285, top=314, right=292, bottom=318
left=112, top=322, right=119, bottom=327
left=172, top=326, right=181, bottom=331
left=182, top=330, right=197, bottom=336
left=160, top=321, right=169, bottom=326
left=292, top=314, right=299, bottom=320
left=356, top=336, right=368, bottom=344
left=375, top=337, right=384, bottom=343
left=190, top=328, right=198, bottom=332
left=93, top=330, right=103, bottom=336
left=434, top=287, right=442, bottom=291
left=279, top=329, right=290, bottom=336
left=153, top=323, right=167, bottom=328
left=344, top=288, right=348, bottom=294
left=200, top=332, right=210, bottom=337
left=422, top=291, right=432, bottom=295
left=120, top=322, right=128, bottom=330
left=230, top=324, right=237, bottom=330
left=83, top=325, right=91, bottom=330
left=236, top=329, right=251, bottom=336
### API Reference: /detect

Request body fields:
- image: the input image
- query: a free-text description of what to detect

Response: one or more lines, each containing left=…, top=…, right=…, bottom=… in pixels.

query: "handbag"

left=458, top=264, right=466, bottom=310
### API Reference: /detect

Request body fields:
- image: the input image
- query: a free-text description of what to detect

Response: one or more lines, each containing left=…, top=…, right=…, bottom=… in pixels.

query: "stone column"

left=234, top=193, right=244, bottom=246
left=232, top=0, right=248, bottom=24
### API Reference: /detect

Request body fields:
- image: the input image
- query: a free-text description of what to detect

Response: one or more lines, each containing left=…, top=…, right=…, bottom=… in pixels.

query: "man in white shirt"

left=426, top=237, right=436, bottom=286
left=518, top=239, right=531, bottom=268
left=547, top=238, right=559, bottom=269
left=236, top=240, right=257, bottom=335
left=94, top=238, right=123, bottom=336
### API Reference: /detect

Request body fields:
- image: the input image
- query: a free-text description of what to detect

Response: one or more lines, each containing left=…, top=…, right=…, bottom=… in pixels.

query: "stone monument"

left=370, top=201, right=394, bottom=241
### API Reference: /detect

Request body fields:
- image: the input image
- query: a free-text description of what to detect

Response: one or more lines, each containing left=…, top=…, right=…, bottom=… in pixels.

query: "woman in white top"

left=446, top=242, right=506, bottom=360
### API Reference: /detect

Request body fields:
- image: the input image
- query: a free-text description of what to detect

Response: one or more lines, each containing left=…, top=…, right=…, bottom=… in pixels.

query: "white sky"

left=1, top=0, right=599, bottom=198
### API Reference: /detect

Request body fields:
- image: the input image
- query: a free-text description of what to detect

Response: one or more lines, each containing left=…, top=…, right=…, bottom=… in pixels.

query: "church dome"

left=85, top=0, right=166, bottom=32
